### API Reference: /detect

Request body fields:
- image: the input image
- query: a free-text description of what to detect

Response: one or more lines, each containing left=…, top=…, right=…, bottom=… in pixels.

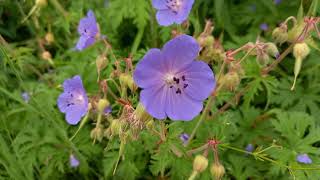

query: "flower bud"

left=110, top=120, right=122, bottom=136
left=45, top=32, right=54, bottom=44
left=119, top=73, right=137, bottom=92
left=41, top=51, right=52, bottom=60
left=97, top=99, right=110, bottom=113
left=193, top=155, right=208, bottom=173
left=210, top=163, right=225, bottom=180
left=90, top=126, right=104, bottom=142
left=272, top=25, right=288, bottom=44
left=221, top=71, right=240, bottom=91
left=256, top=52, right=270, bottom=67
left=96, top=55, right=107, bottom=79
left=36, top=0, right=47, bottom=7
left=291, top=43, right=310, bottom=90
left=293, top=42, right=310, bottom=60
left=266, top=43, right=279, bottom=58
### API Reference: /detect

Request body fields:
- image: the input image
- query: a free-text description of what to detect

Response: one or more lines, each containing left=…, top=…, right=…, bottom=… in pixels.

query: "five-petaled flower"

left=75, top=10, right=99, bottom=51
left=152, top=0, right=194, bottom=26
left=296, top=153, right=312, bottom=164
left=57, top=75, right=89, bottom=125
left=134, top=35, right=215, bottom=121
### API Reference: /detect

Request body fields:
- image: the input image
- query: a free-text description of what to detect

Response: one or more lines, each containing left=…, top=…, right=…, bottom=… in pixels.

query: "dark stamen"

left=170, top=85, right=173, bottom=88
left=182, top=75, right=186, bottom=81
left=183, top=84, right=188, bottom=88
left=173, top=77, right=180, bottom=84
left=176, top=88, right=182, bottom=94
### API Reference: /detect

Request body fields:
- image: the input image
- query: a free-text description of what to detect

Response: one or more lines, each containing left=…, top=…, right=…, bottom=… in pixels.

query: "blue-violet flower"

left=133, top=35, right=215, bottom=121
left=70, top=154, right=80, bottom=167
left=75, top=10, right=99, bottom=51
left=296, top=153, right=312, bottom=164
left=57, top=75, right=88, bottom=125
left=152, top=0, right=194, bottom=26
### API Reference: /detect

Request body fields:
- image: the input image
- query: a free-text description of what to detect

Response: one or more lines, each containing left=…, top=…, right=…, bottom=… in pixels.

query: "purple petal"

left=133, top=48, right=166, bottom=88
left=152, top=0, right=168, bottom=10
left=140, top=84, right=167, bottom=119
left=77, top=10, right=98, bottom=37
left=70, top=154, right=80, bottom=167
left=260, top=23, right=269, bottom=31
left=57, top=93, right=71, bottom=113
left=162, top=35, right=200, bottom=70
left=165, top=91, right=203, bottom=121
left=180, top=133, right=189, bottom=144
left=156, top=10, right=177, bottom=26
left=75, top=36, right=95, bottom=51
left=66, top=106, right=86, bottom=125
left=104, top=106, right=112, bottom=115
left=62, top=75, right=84, bottom=92
left=245, top=144, right=254, bottom=153
left=179, top=61, right=215, bottom=101
left=21, top=92, right=30, bottom=103
left=297, top=154, right=312, bottom=164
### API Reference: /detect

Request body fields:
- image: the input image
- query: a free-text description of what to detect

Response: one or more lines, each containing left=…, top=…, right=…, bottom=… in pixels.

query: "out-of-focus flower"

left=274, top=0, right=282, bottom=5
left=180, top=133, right=189, bottom=144
left=57, top=75, right=89, bottom=125
left=133, top=35, right=215, bottom=121
left=260, top=23, right=269, bottom=31
left=296, top=154, right=312, bottom=164
left=245, top=144, right=254, bottom=153
left=104, top=106, right=112, bottom=115
left=69, top=154, right=80, bottom=167
left=75, top=10, right=99, bottom=51
left=152, top=0, right=194, bottom=26
left=22, top=92, right=30, bottom=103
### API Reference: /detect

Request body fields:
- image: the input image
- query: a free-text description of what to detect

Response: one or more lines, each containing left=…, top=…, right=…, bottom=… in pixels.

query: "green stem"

left=131, top=26, right=145, bottom=55
left=70, top=112, right=90, bottom=141
left=186, top=95, right=215, bottom=146
left=188, top=171, right=198, bottom=180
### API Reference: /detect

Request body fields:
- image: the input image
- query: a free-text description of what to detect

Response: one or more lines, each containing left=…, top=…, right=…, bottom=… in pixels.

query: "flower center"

left=164, top=73, right=188, bottom=95
left=66, top=92, right=85, bottom=107
left=166, top=0, right=182, bottom=14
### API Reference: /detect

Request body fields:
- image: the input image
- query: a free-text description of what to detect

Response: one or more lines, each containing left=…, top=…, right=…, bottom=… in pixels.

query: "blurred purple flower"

left=296, top=154, right=312, bottom=164
left=180, top=133, right=189, bottom=144
left=21, top=92, right=30, bottom=103
left=260, top=23, right=269, bottom=31
left=70, top=154, right=80, bottom=167
left=274, top=0, right=282, bottom=5
left=104, top=106, right=112, bottom=115
left=57, top=75, right=88, bottom=125
left=245, top=144, right=254, bottom=153
left=133, top=35, right=215, bottom=121
left=152, top=0, right=194, bottom=26
left=75, top=10, right=99, bottom=51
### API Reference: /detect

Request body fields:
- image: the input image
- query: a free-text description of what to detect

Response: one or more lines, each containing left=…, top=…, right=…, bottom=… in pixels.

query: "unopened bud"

left=45, top=32, right=54, bottom=44
left=256, top=52, right=270, bottom=67
left=193, top=155, right=208, bottom=173
left=36, top=0, right=47, bottom=7
left=222, top=71, right=240, bottom=91
left=119, top=73, right=137, bottom=92
left=266, top=43, right=279, bottom=58
left=96, top=55, right=107, bottom=79
left=293, top=42, right=310, bottom=60
left=291, top=43, right=310, bottom=90
left=41, top=51, right=52, bottom=60
left=90, top=126, right=104, bottom=142
left=110, top=120, right=122, bottom=136
left=272, top=25, right=288, bottom=44
left=210, top=163, right=225, bottom=180
left=97, top=99, right=110, bottom=113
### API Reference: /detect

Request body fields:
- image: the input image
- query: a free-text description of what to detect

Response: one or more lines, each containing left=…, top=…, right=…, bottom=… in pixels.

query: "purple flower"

left=260, top=23, right=269, bottom=31
left=152, top=0, right=195, bottom=26
left=21, top=92, right=30, bottom=103
left=274, top=0, right=282, bottom=5
left=180, top=133, right=189, bottom=144
left=245, top=144, right=254, bottom=153
left=296, top=154, right=312, bottom=164
left=75, top=10, right=99, bottom=51
left=69, top=154, right=80, bottom=167
left=104, top=106, right=112, bottom=115
left=57, top=75, right=89, bottom=125
left=133, top=35, right=215, bottom=121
